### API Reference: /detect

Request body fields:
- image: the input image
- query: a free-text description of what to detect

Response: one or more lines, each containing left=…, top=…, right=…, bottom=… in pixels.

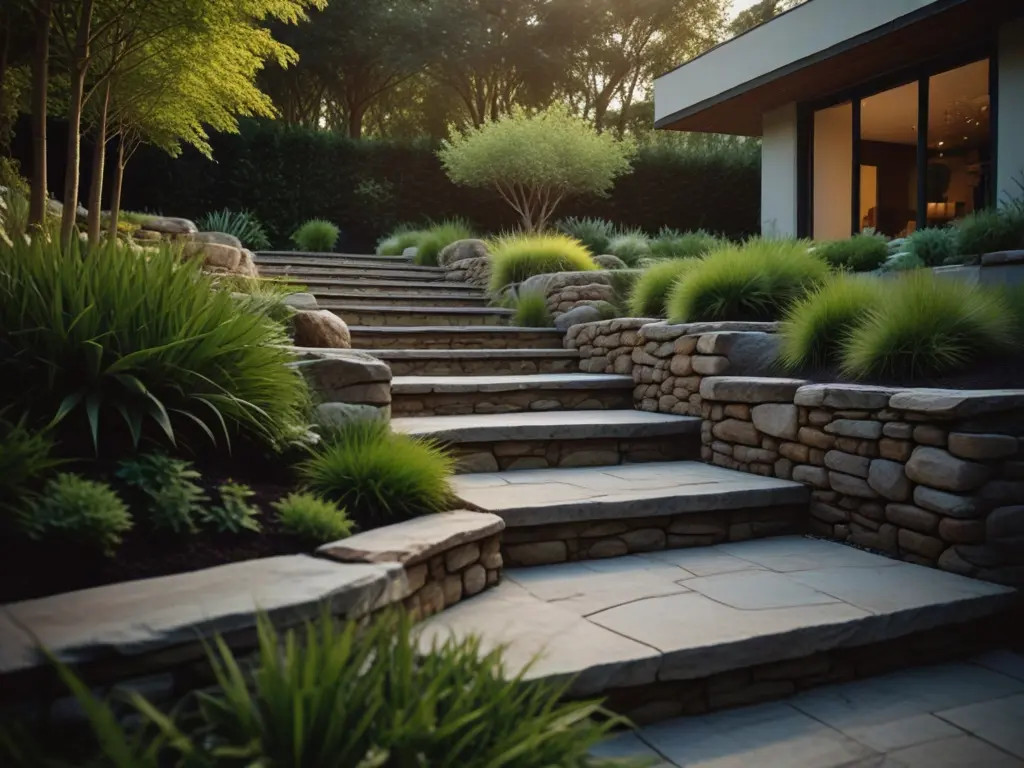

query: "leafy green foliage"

left=513, top=290, right=554, bottom=327
left=668, top=239, right=828, bottom=323
left=880, top=251, right=925, bottom=273
left=116, top=454, right=209, bottom=535
left=201, top=482, right=262, bottom=534
left=953, top=206, right=1024, bottom=256
left=780, top=276, right=888, bottom=371
left=197, top=208, right=271, bottom=250
left=606, top=230, right=651, bottom=267
left=814, top=233, right=889, bottom=272
left=906, top=227, right=958, bottom=267
left=555, top=216, right=616, bottom=255
left=439, top=104, right=635, bottom=231
left=841, top=273, right=1014, bottom=380
left=272, top=492, right=353, bottom=543
left=291, top=219, right=340, bottom=252
left=649, top=227, right=722, bottom=260
left=299, top=420, right=453, bottom=527
left=488, top=233, right=598, bottom=291
left=0, top=417, right=59, bottom=520
left=10, top=611, right=626, bottom=767
left=0, top=237, right=310, bottom=454
left=415, top=218, right=475, bottom=266
left=376, top=224, right=426, bottom=256
left=25, top=474, right=132, bottom=556
left=629, top=258, right=698, bottom=317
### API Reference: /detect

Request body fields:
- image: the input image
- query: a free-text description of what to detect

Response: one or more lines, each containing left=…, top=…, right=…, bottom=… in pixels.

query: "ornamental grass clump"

left=628, top=258, right=699, bottom=318
left=606, top=229, right=651, bottom=266
left=668, top=238, right=828, bottom=323
left=814, top=232, right=889, bottom=272
left=555, top=216, right=615, bottom=255
left=376, top=224, right=426, bottom=256
left=906, top=226, right=958, bottom=266
left=273, top=492, right=353, bottom=543
left=488, top=233, right=598, bottom=291
left=953, top=206, right=1024, bottom=257
left=841, top=272, right=1014, bottom=380
left=0, top=237, right=310, bottom=455
left=291, top=218, right=340, bottom=252
left=649, top=227, right=722, bottom=260
left=415, top=218, right=475, bottom=266
left=780, top=275, right=889, bottom=371
left=513, top=290, right=554, bottom=327
left=299, top=420, right=454, bottom=528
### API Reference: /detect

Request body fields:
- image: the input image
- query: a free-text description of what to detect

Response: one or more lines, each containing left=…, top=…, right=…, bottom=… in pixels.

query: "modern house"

left=654, top=0, right=1024, bottom=239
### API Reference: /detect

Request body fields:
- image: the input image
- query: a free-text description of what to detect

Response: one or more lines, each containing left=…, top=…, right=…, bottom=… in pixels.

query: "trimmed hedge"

left=114, top=119, right=760, bottom=251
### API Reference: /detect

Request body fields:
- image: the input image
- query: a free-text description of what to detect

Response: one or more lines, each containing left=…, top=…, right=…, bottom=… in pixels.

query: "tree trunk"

left=347, top=102, right=364, bottom=140
left=86, top=79, right=110, bottom=243
left=60, top=0, right=95, bottom=250
left=28, top=0, right=52, bottom=228
left=107, top=134, right=125, bottom=240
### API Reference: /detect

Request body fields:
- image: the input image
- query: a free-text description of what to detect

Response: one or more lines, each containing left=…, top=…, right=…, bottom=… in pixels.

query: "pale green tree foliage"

left=439, top=105, right=635, bottom=233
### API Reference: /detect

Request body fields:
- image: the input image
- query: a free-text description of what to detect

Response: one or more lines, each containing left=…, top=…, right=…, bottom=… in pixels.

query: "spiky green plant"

left=668, top=239, right=828, bottom=322
left=272, top=492, right=353, bottom=544
left=291, top=219, right=340, bottom=252
left=415, top=218, right=475, bottom=266
left=628, top=258, right=698, bottom=317
left=299, top=420, right=454, bottom=527
left=555, top=216, right=616, bottom=255
left=780, top=275, right=889, bottom=371
left=649, top=227, right=722, bottom=260
left=906, top=226, right=958, bottom=266
left=0, top=415, right=60, bottom=520
left=841, top=272, right=1014, bottom=380
left=513, top=290, right=554, bottom=327
left=814, top=233, right=889, bottom=272
left=116, top=453, right=209, bottom=535
left=488, top=233, right=597, bottom=291
left=196, top=208, right=271, bottom=250
left=0, top=237, right=311, bottom=454
left=606, top=229, right=651, bottom=266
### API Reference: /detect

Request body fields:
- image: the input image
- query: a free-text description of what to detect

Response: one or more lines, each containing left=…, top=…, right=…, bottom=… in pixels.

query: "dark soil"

left=793, top=351, right=1024, bottom=390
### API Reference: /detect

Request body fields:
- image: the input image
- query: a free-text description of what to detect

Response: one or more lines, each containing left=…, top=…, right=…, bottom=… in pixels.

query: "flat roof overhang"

left=655, top=0, right=1022, bottom=136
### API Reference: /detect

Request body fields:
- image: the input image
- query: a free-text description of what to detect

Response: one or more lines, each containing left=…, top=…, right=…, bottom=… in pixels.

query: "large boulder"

left=292, top=309, right=351, bottom=349
left=237, top=249, right=259, bottom=278
left=139, top=216, right=198, bottom=235
left=554, top=303, right=603, bottom=331
left=187, top=231, right=243, bottom=249
left=593, top=254, right=627, bottom=270
left=439, top=239, right=489, bottom=268
left=183, top=240, right=241, bottom=271
left=282, top=292, right=318, bottom=310
left=290, top=348, right=391, bottom=406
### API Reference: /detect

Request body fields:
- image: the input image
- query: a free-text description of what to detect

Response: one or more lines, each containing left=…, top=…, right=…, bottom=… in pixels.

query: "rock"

left=947, top=432, right=1019, bottom=460
left=237, top=249, right=259, bottom=278
left=184, top=241, right=240, bottom=271
left=824, top=450, right=870, bottom=478
left=593, top=254, right=627, bottom=270
left=938, top=517, right=984, bottom=544
left=792, top=465, right=829, bottom=488
left=898, top=529, right=944, bottom=559
left=139, top=215, right=198, bottom=235
left=554, top=304, right=602, bottom=331
left=132, top=229, right=163, bottom=242
left=282, top=292, right=319, bottom=310
left=699, top=377, right=807, bottom=404
left=828, top=472, right=878, bottom=498
left=798, top=427, right=835, bottom=450
left=291, top=348, right=391, bottom=404
left=904, top=446, right=993, bottom=493
left=867, top=459, right=912, bottom=501
left=445, top=542, right=481, bottom=572
left=402, top=246, right=418, bottom=259
left=438, top=239, right=489, bottom=268
left=912, top=486, right=980, bottom=518
left=912, top=424, right=947, bottom=446
left=693, top=355, right=729, bottom=375
left=292, top=310, right=351, bottom=349
left=314, top=402, right=387, bottom=428
left=750, top=404, right=799, bottom=440
left=504, top=541, right=567, bottom=566
left=824, top=419, right=883, bottom=440
left=889, top=389, right=1024, bottom=419
left=793, top=384, right=896, bottom=410
left=882, top=422, right=913, bottom=439
left=712, top=419, right=761, bottom=446
left=986, top=506, right=1024, bottom=539
left=186, top=231, right=242, bottom=249
left=885, top=503, right=939, bottom=534
left=937, top=547, right=976, bottom=575
left=462, top=564, right=487, bottom=596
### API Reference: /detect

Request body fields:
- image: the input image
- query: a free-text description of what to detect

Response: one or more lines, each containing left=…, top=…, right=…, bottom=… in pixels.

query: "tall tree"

left=728, top=0, right=802, bottom=36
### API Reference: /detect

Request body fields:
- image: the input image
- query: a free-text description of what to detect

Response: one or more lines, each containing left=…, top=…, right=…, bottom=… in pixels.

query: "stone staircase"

left=256, top=250, right=1019, bottom=724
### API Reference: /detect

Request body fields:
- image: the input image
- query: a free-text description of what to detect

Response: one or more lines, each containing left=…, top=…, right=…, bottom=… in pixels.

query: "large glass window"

left=859, top=81, right=918, bottom=237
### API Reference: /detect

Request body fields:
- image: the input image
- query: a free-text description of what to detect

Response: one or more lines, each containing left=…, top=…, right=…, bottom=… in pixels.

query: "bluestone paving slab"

left=451, top=461, right=808, bottom=525
left=590, top=732, right=673, bottom=767
left=973, top=649, right=1024, bottom=682
left=640, top=548, right=766, bottom=577
left=679, top=570, right=843, bottom=610
left=391, top=373, right=633, bottom=395
left=936, top=693, right=1024, bottom=758
left=716, top=536, right=904, bottom=572
left=886, top=734, right=1020, bottom=767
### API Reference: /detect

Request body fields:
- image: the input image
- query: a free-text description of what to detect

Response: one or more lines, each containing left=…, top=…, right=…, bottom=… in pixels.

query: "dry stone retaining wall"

left=520, top=271, right=618, bottom=319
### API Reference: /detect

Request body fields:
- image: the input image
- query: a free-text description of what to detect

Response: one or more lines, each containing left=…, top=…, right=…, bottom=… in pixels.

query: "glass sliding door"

left=812, top=101, right=852, bottom=240
left=859, top=81, right=919, bottom=237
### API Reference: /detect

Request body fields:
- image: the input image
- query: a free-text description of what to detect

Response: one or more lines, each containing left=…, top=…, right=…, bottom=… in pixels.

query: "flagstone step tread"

left=451, top=461, right=808, bottom=526
left=351, top=326, right=564, bottom=336
left=256, top=251, right=412, bottom=263
left=368, top=348, right=579, bottom=360
left=391, top=373, right=633, bottom=395
left=391, top=410, right=699, bottom=444
left=416, top=536, right=1017, bottom=697
left=259, top=264, right=443, bottom=277
left=275, top=277, right=483, bottom=291
left=328, top=305, right=514, bottom=317
left=315, top=292, right=490, bottom=305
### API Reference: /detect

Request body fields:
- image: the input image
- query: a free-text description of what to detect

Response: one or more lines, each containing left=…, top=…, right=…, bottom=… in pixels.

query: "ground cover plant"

left=629, top=258, right=698, bottom=317
left=814, top=232, right=888, bottom=272
left=1, top=612, right=628, bottom=768
left=649, top=227, right=722, bottom=260
left=488, top=233, right=598, bottom=291
left=376, top=223, right=427, bottom=256
left=905, top=226, right=957, bottom=266
left=414, top=218, right=475, bottom=266
left=556, top=216, right=616, bottom=255
left=291, top=219, right=340, bottom=252
left=953, top=204, right=1024, bottom=257
left=197, top=208, right=271, bottom=250
left=606, top=229, right=651, bottom=266
left=668, top=238, right=828, bottom=322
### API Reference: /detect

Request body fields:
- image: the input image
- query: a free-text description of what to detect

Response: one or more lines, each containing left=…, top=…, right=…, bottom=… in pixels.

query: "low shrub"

left=841, top=272, right=1013, bottom=380
left=880, top=251, right=925, bottom=273
left=415, top=218, right=475, bottom=266
left=513, top=290, right=554, bottom=327
left=906, top=226, right=958, bottom=266
left=201, top=481, right=261, bottom=534
left=488, top=233, right=597, bottom=291
left=780, top=275, right=888, bottom=371
left=0, top=417, right=59, bottom=520
left=555, top=216, right=616, bottom=255
left=649, top=227, right=722, bottom=260
left=291, top=219, right=340, bottom=252
left=116, top=454, right=208, bottom=535
left=197, top=208, right=271, bottom=250
left=953, top=207, right=1024, bottom=256
left=12, top=612, right=621, bottom=766
left=0, top=237, right=311, bottom=455
left=273, top=492, right=353, bottom=543
left=668, top=239, right=828, bottom=322
left=814, top=233, right=889, bottom=272
left=299, top=420, right=453, bottom=528
left=628, top=258, right=698, bottom=317
left=606, top=229, right=651, bottom=266
left=376, top=224, right=426, bottom=256
left=24, top=473, right=132, bottom=556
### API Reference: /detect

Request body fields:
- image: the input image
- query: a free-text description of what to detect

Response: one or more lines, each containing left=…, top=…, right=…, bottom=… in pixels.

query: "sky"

left=729, top=0, right=764, bottom=18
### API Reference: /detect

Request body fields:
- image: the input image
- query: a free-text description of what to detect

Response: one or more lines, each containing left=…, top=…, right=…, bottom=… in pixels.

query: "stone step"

left=275, top=276, right=483, bottom=293
left=258, top=264, right=444, bottom=281
left=365, top=349, right=582, bottom=376
left=391, top=410, right=701, bottom=472
left=328, top=305, right=514, bottom=328
left=315, top=291, right=490, bottom=308
left=255, top=251, right=413, bottom=266
left=417, top=536, right=1017, bottom=720
left=391, top=373, right=635, bottom=416
left=349, top=326, right=565, bottom=351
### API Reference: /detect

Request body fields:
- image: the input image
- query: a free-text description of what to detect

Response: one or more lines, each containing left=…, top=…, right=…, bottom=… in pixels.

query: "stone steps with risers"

left=279, top=277, right=484, bottom=293
left=417, top=535, right=1018, bottom=721
left=255, top=252, right=413, bottom=266
left=349, top=326, right=565, bottom=350
left=391, top=373, right=634, bottom=416
left=258, top=264, right=444, bottom=281
left=366, top=348, right=582, bottom=376
left=315, top=291, right=491, bottom=308
left=328, top=305, right=514, bottom=328
left=391, top=410, right=700, bottom=472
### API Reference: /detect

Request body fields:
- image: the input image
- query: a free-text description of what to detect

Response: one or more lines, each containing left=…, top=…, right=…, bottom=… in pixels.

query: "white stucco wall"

left=655, top=0, right=945, bottom=126
left=761, top=104, right=799, bottom=237
left=997, top=17, right=1024, bottom=201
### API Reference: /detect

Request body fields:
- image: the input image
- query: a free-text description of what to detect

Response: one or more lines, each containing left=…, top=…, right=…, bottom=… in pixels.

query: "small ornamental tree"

left=438, top=105, right=635, bottom=233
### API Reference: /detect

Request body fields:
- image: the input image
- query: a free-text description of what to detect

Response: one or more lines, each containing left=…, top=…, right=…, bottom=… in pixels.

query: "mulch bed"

left=795, top=352, right=1024, bottom=391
